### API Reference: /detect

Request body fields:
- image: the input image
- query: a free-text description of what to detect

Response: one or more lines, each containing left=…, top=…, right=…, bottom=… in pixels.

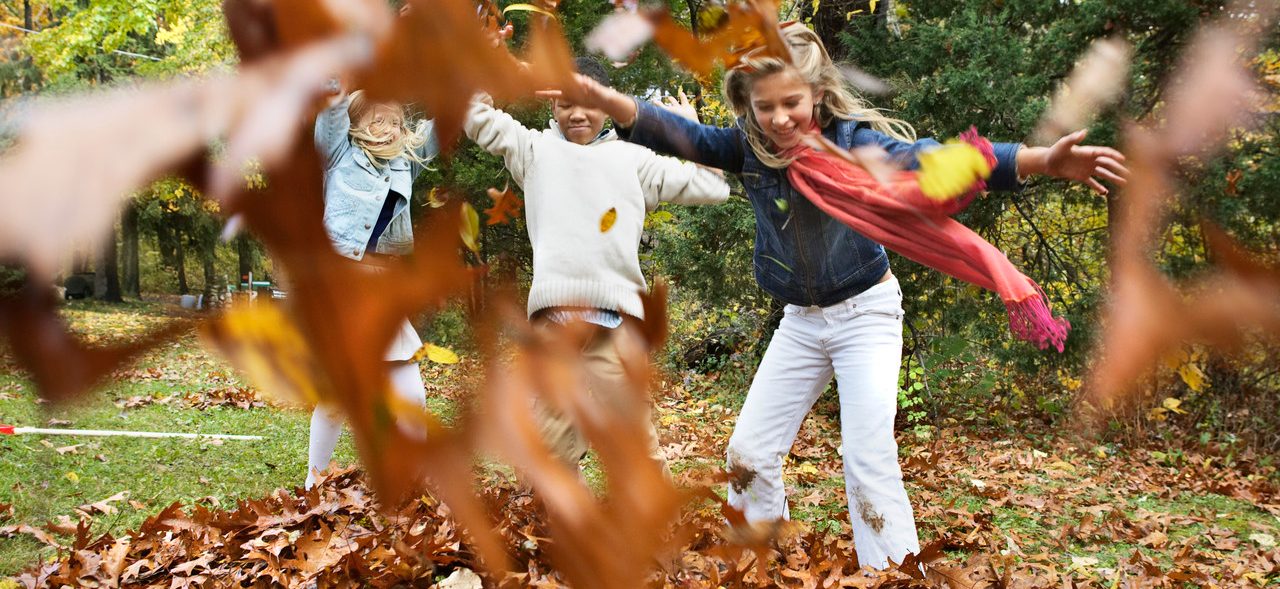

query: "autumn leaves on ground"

left=0, top=301, right=1276, bottom=587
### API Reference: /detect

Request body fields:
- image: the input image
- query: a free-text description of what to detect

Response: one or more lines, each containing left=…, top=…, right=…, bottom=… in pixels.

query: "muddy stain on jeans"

left=726, top=451, right=758, bottom=494
left=852, top=487, right=885, bottom=533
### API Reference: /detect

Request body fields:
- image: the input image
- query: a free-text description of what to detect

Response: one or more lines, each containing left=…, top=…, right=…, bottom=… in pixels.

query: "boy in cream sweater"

left=465, top=58, right=729, bottom=469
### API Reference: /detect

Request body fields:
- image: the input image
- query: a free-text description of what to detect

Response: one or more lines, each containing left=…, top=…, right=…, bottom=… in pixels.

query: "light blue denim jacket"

left=314, top=95, right=440, bottom=260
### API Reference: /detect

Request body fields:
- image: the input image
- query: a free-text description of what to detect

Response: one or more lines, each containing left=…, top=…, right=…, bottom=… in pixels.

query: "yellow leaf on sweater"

left=917, top=142, right=992, bottom=201
left=599, top=207, right=618, bottom=233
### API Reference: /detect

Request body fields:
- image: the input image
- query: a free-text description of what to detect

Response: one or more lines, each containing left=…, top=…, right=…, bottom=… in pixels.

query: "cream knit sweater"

left=465, top=101, right=730, bottom=319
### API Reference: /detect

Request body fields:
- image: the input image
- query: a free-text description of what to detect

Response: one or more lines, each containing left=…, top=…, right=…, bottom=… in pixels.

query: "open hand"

left=534, top=73, right=637, bottom=126
left=1043, top=129, right=1129, bottom=195
left=653, top=87, right=699, bottom=123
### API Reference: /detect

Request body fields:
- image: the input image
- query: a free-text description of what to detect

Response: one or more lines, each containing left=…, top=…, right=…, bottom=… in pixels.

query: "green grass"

left=0, top=301, right=367, bottom=575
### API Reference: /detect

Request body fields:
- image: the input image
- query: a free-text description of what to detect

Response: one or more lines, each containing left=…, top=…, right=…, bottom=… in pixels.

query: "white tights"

left=305, top=361, right=426, bottom=489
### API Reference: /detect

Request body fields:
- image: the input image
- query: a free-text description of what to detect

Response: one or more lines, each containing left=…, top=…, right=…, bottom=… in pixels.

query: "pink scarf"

left=784, top=129, right=1069, bottom=352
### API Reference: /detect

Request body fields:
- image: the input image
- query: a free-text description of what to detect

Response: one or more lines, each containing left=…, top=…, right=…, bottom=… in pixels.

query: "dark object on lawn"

left=63, top=273, right=95, bottom=300
left=681, top=327, right=749, bottom=372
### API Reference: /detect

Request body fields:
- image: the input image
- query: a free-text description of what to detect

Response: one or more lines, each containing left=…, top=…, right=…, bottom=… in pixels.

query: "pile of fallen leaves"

left=11, top=427, right=1279, bottom=588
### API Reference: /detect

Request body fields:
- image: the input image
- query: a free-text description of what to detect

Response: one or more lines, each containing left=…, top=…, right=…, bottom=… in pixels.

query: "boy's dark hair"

left=575, top=57, right=611, bottom=89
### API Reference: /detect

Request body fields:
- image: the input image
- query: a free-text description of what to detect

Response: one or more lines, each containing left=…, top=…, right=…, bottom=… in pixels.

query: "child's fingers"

left=1097, top=155, right=1129, bottom=178
left=1085, top=177, right=1108, bottom=195
left=1093, top=146, right=1126, bottom=162
left=1095, top=166, right=1127, bottom=186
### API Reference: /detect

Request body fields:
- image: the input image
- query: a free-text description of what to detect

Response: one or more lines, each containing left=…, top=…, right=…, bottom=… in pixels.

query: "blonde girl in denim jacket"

left=306, top=83, right=440, bottom=489
left=559, top=24, right=1128, bottom=569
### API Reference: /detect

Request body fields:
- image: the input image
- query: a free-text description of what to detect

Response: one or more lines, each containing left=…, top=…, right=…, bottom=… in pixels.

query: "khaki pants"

left=531, top=317, right=666, bottom=471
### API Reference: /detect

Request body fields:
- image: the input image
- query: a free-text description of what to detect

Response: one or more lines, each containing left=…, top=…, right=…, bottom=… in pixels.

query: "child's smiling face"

left=749, top=68, right=822, bottom=150
left=553, top=98, right=607, bottom=145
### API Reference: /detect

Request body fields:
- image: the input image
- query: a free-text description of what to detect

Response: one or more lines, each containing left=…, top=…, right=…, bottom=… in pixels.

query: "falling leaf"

left=916, top=142, right=992, bottom=201
left=584, top=11, right=654, bottom=63
left=412, top=343, right=460, bottom=365
left=202, top=302, right=324, bottom=406
left=483, top=185, right=523, bottom=225
left=599, top=207, right=618, bottom=233
left=645, top=0, right=790, bottom=78
left=502, top=3, right=557, bottom=18
left=1032, top=37, right=1132, bottom=146
left=837, top=64, right=891, bottom=96
left=426, top=187, right=449, bottom=208
left=460, top=202, right=481, bottom=252
left=1162, top=397, right=1188, bottom=414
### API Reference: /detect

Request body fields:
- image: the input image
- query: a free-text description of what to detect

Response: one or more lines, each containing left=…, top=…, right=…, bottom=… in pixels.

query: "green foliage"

left=23, top=0, right=233, bottom=85
left=896, top=361, right=929, bottom=437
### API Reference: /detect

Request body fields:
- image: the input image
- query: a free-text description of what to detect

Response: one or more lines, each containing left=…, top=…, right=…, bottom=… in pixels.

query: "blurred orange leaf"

left=484, top=185, right=523, bottom=225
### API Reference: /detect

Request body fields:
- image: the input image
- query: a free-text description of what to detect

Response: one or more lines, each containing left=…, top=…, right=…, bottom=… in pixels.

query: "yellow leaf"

left=599, top=207, right=618, bottom=233
left=917, top=142, right=992, bottom=201
left=460, top=202, right=481, bottom=253
left=1046, top=460, right=1076, bottom=473
left=1177, top=362, right=1208, bottom=393
left=412, top=343, right=459, bottom=364
left=426, top=187, right=448, bottom=208
left=869, top=0, right=878, bottom=13
left=795, top=462, right=820, bottom=476
left=502, top=3, right=556, bottom=17
left=202, top=302, right=323, bottom=406
left=64, top=471, right=80, bottom=484
left=1161, top=397, right=1187, bottom=414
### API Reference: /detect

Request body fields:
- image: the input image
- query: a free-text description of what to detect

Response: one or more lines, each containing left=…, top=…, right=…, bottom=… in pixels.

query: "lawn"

left=2, top=300, right=1278, bottom=586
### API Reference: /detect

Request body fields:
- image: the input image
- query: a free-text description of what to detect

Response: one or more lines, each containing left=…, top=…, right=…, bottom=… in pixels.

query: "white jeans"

left=726, top=277, right=919, bottom=569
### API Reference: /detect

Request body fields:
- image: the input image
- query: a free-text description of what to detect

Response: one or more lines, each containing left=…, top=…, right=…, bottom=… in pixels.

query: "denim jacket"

left=619, top=100, right=1024, bottom=307
left=314, top=96, right=440, bottom=261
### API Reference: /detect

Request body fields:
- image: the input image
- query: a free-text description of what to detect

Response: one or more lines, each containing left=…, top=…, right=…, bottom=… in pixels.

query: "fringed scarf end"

left=1005, top=294, right=1070, bottom=353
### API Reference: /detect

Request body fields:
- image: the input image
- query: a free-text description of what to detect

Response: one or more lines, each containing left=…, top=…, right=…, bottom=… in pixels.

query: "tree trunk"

left=121, top=201, right=140, bottom=298
left=24, top=0, right=32, bottom=31
left=94, top=226, right=123, bottom=302
left=175, top=231, right=189, bottom=295
left=800, top=0, right=879, bottom=60
left=684, top=0, right=706, bottom=112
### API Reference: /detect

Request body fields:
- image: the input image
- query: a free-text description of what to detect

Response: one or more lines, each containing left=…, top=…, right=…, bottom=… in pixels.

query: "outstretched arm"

left=463, top=95, right=537, bottom=185
left=314, top=80, right=352, bottom=169
left=546, top=74, right=747, bottom=173
left=1015, top=129, right=1128, bottom=196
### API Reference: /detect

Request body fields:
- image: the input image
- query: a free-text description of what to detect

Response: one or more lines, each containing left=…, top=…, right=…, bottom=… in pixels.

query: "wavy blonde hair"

left=347, top=90, right=430, bottom=167
left=724, top=24, right=915, bottom=168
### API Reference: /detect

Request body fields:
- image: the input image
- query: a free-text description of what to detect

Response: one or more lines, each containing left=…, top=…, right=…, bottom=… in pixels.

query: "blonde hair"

left=347, top=90, right=430, bottom=167
left=723, top=24, right=916, bottom=168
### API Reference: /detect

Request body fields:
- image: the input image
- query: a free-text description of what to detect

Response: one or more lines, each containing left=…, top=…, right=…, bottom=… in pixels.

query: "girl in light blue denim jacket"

left=563, top=24, right=1129, bottom=569
left=306, top=85, right=440, bottom=489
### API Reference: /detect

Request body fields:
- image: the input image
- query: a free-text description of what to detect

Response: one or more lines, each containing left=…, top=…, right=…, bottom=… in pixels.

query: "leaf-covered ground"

left=2, top=301, right=1278, bottom=587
